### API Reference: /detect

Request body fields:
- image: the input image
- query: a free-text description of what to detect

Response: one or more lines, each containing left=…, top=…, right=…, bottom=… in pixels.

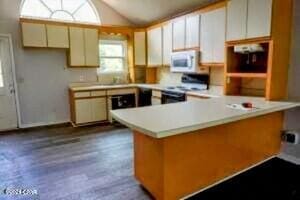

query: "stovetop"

left=164, top=84, right=208, bottom=93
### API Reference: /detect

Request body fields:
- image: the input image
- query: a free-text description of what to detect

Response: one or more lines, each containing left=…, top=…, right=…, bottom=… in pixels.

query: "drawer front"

left=91, top=90, right=106, bottom=97
left=74, top=92, right=91, bottom=98
left=107, top=88, right=137, bottom=96
left=152, top=90, right=162, bottom=98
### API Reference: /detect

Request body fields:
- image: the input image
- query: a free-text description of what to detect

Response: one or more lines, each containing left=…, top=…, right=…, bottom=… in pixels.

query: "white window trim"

left=98, top=40, right=128, bottom=74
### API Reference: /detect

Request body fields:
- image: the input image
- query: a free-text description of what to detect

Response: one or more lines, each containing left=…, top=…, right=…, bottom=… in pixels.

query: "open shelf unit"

left=224, top=39, right=272, bottom=98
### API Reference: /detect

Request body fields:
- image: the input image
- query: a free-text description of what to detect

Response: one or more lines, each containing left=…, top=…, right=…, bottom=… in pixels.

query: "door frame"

left=0, top=34, right=21, bottom=129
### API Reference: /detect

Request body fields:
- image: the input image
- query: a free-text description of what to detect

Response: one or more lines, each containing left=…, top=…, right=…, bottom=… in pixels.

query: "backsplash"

left=156, top=66, right=225, bottom=86
left=157, top=67, right=183, bottom=85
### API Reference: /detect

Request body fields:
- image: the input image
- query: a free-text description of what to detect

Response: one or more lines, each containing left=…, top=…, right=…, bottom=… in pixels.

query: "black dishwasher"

left=138, top=88, right=152, bottom=107
left=111, top=94, right=136, bottom=110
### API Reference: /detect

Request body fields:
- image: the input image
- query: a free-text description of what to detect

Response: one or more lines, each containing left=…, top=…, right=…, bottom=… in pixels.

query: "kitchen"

left=0, top=0, right=299, bottom=199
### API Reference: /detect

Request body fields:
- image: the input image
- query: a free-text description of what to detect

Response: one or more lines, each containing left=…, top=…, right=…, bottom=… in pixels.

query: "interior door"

left=0, top=36, right=18, bottom=130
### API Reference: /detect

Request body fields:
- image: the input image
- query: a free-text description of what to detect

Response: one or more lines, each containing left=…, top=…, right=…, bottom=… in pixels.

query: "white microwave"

left=171, top=50, right=200, bottom=73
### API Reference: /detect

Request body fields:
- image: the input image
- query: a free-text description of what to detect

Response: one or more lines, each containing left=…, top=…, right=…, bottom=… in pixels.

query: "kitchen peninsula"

left=111, top=97, right=299, bottom=200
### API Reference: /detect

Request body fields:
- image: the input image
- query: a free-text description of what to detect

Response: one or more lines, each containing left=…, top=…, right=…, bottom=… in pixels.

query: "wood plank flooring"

left=0, top=125, right=152, bottom=200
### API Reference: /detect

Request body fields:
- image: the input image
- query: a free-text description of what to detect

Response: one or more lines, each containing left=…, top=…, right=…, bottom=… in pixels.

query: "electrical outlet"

left=282, top=130, right=300, bottom=145
left=79, top=75, right=84, bottom=82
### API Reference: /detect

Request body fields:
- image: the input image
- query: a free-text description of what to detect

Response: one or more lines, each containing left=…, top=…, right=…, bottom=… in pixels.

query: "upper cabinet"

left=46, top=25, right=69, bottom=48
left=246, top=0, right=273, bottom=39
left=185, top=14, right=200, bottom=49
left=22, top=23, right=47, bottom=47
left=201, top=7, right=226, bottom=63
left=147, top=27, right=163, bottom=67
left=69, top=27, right=85, bottom=66
left=172, top=18, right=186, bottom=50
left=226, top=0, right=273, bottom=41
left=22, top=22, right=69, bottom=48
left=84, top=28, right=99, bottom=67
left=162, top=23, right=173, bottom=66
left=134, top=31, right=146, bottom=66
left=69, top=27, right=99, bottom=67
left=172, top=15, right=200, bottom=51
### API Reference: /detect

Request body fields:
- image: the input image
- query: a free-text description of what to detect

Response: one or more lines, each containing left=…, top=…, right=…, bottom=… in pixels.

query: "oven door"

left=161, top=92, right=186, bottom=104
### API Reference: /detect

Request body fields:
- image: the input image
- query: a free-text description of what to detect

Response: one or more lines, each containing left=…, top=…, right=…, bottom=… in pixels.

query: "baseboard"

left=277, top=153, right=300, bottom=165
left=19, top=120, right=71, bottom=129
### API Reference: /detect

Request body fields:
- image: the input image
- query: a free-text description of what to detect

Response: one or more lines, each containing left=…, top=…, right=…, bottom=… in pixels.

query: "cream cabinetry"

left=69, top=27, right=85, bottom=66
left=75, top=97, right=107, bottom=124
left=172, top=18, right=186, bottom=50
left=246, top=0, right=273, bottom=39
left=147, top=27, right=163, bottom=67
left=226, top=0, right=248, bottom=41
left=151, top=90, right=161, bottom=105
left=162, top=23, right=173, bottom=66
left=46, top=25, right=69, bottom=48
left=226, top=0, right=273, bottom=41
left=185, top=14, right=200, bottom=49
left=200, top=7, right=226, bottom=63
left=134, top=31, right=146, bottom=66
left=70, top=88, right=137, bottom=126
left=69, top=27, right=99, bottom=67
left=84, top=28, right=99, bottom=67
left=22, top=23, right=47, bottom=47
left=91, top=98, right=107, bottom=122
left=172, top=15, right=200, bottom=51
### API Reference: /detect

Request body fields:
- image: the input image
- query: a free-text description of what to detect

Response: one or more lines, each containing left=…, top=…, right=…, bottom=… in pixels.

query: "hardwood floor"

left=0, top=125, right=152, bottom=200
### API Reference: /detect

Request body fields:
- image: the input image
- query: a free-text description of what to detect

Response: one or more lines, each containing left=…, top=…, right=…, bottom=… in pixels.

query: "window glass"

left=100, top=44, right=123, bottom=57
left=100, top=58, right=124, bottom=72
left=99, top=40, right=127, bottom=73
left=21, top=0, right=52, bottom=18
left=20, top=0, right=100, bottom=24
left=42, top=0, right=61, bottom=11
left=73, top=2, right=99, bottom=24
left=52, top=11, right=74, bottom=21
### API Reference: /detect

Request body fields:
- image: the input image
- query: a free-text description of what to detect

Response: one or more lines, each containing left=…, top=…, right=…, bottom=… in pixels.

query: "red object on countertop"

left=242, top=102, right=253, bottom=108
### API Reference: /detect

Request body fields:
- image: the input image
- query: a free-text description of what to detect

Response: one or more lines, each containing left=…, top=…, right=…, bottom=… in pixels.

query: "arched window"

left=20, top=0, right=101, bottom=24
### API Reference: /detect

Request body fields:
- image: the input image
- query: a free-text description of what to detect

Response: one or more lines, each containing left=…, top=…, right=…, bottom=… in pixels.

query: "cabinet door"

left=91, top=98, right=107, bottom=122
left=247, top=0, right=273, bottom=39
left=134, top=32, right=146, bottom=65
left=147, top=27, right=163, bottom=67
left=151, top=97, right=161, bottom=105
left=200, top=12, right=214, bottom=63
left=212, top=8, right=226, bottom=63
left=84, top=28, right=99, bottom=67
left=22, top=23, right=47, bottom=47
left=172, top=18, right=186, bottom=50
left=162, top=23, right=173, bottom=66
left=46, top=25, right=69, bottom=48
left=185, top=14, right=200, bottom=49
left=69, top=27, right=85, bottom=66
left=226, top=0, right=248, bottom=41
left=75, top=99, right=92, bottom=124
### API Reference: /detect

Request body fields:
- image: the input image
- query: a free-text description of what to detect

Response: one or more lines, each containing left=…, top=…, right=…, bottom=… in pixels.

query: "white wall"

left=0, top=0, right=132, bottom=127
left=283, top=0, right=300, bottom=158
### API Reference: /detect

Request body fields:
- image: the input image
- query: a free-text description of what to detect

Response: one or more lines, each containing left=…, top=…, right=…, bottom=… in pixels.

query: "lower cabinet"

left=74, top=97, right=107, bottom=124
left=151, top=97, right=161, bottom=105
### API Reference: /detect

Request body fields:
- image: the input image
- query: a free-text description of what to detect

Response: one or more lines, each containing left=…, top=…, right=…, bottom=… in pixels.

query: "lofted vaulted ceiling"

left=100, top=0, right=218, bottom=26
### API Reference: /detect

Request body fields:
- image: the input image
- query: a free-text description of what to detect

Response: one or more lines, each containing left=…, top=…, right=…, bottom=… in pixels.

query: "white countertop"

left=69, top=83, right=223, bottom=98
left=111, top=96, right=299, bottom=138
left=69, top=84, right=138, bottom=91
